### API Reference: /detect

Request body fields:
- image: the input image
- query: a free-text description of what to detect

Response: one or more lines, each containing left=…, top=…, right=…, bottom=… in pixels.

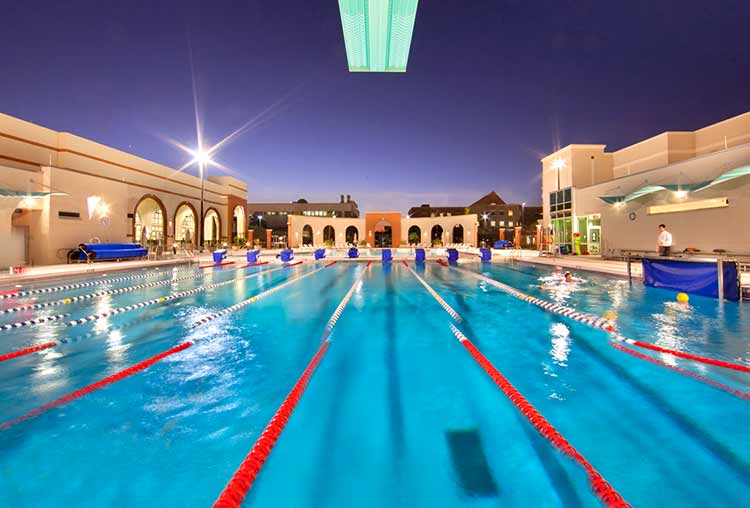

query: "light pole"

left=198, top=160, right=205, bottom=252
left=521, top=202, right=526, bottom=247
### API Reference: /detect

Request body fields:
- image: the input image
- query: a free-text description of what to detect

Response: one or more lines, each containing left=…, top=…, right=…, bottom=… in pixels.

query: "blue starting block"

left=415, top=248, right=426, bottom=263
left=314, top=248, right=326, bottom=260
left=480, top=248, right=491, bottom=262
left=212, top=249, right=227, bottom=263
left=348, top=248, right=359, bottom=259
left=246, top=249, right=261, bottom=263
left=447, top=248, right=459, bottom=262
left=280, top=249, right=294, bottom=262
left=382, top=249, right=392, bottom=262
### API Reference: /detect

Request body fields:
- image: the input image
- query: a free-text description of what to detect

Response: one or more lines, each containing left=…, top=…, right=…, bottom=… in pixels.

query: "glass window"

left=150, top=209, right=163, bottom=239
left=499, top=221, right=505, bottom=227
left=508, top=221, right=514, bottom=227
left=508, top=210, right=513, bottom=216
left=490, top=221, right=496, bottom=227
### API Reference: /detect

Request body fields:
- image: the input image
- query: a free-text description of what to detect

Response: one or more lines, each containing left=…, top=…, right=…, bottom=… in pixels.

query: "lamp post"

left=198, top=160, right=205, bottom=252
left=521, top=202, right=526, bottom=247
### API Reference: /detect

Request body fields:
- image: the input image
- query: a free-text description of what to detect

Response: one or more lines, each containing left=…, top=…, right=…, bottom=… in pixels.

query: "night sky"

left=2, top=1, right=748, bottom=212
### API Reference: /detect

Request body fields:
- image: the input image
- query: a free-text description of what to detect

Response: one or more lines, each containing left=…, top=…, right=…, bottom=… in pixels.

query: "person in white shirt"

left=657, top=224, right=673, bottom=256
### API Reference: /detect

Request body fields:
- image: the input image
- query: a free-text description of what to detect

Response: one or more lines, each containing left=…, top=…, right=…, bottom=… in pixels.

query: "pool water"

left=0, top=260, right=747, bottom=508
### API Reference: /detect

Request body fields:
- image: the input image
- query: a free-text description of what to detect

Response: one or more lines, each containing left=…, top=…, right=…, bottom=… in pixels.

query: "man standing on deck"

left=657, top=224, right=673, bottom=256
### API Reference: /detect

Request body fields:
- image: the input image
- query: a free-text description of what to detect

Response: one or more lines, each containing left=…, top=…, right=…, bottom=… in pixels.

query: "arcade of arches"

left=286, top=213, right=478, bottom=248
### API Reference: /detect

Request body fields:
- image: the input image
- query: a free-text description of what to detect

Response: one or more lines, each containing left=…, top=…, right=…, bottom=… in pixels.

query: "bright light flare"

left=675, top=190, right=688, bottom=199
left=551, top=158, right=566, bottom=171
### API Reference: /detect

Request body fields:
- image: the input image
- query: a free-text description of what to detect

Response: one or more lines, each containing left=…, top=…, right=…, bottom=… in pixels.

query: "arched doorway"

left=345, top=225, right=359, bottom=245
left=374, top=220, right=392, bottom=247
left=302, top=224, right=313, bottom=245
left=452, top=224, right=464, bottom=244
left=133, top=195, right=167, bottom=245
left=174, top=202, right=197, bottom=244
left=408, top=225, right=421, bottom=245
left=232, top=205, right=246, bottom=243
left=323, top=225, right=336, bottom=245
left=431, top=225, right=443, bottom=246
left=204, top=208, right=221, bottom=245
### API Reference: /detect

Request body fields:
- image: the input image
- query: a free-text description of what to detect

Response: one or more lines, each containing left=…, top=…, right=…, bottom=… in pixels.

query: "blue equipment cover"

left=212, top=249, right=228, bottom=263
left=415, top=248, right=426, bottom=263
left=447, top=248, right=459, bottom=262
left=314, top=248, right=326, bottom=260
left=479, top=248, right=491, bottom=261
left=246, top=250, right=261, bottom=263
left=642, top=258, right=739, bottom=301
left=280, top=249, right=294, bottom=262
left=493, top=240, right=511, bottom=249
left=76, top=243, right=147, bottom=260
left=348, top=248, right=359, bottom=259
left=382, top=249, right=392, bottom=262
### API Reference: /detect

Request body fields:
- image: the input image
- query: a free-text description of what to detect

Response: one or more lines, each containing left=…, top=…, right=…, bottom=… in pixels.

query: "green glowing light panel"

left=338, top=0, right=419, bottom=72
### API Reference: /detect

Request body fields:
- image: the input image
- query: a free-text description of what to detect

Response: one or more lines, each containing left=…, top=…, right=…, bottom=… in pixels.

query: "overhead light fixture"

left=338, top=0, right=420, bottom=72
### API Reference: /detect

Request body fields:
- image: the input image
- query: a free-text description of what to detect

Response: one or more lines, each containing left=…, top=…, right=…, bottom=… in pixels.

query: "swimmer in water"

left=539, top=271, right=575, bottom=290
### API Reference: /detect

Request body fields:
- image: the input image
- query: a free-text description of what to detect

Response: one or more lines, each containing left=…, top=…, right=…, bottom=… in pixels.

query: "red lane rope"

left=437, top=260, right=448, bottom=266
left=0, top=342, right=56, bottom=363
left=0, top=341, right=192, bottom=430
left=623, top=339, right=750, bottom=373
left=199, top=261, right=236, bottom=269
left=610, top=343, right=750, bottom=400
left=283, top=261, right=303, bottom=269
left=452, top=326, right=631, bottom=508
left=323, top=261, right=337, bottom=268
left=366, top=260, right=372, bottom=267
left=401, top=260, right=408, bottom=267
left=239, top=261, right=269, bottom=268
left=212, top=341, right=330, bottom=508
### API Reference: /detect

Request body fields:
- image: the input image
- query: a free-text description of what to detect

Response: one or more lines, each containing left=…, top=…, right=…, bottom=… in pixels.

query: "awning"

left=338, top=0, right=419, bottom=72
left=694, top=165, right=750, bottom=192
left=0, top=189, right=65, bottom=198
left=597, top=180, right=711, bottom=205
left=598, top=195, right=625, bottom=204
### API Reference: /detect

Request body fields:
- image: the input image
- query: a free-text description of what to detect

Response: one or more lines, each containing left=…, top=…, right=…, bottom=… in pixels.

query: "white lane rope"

left=402, top=263, right=463, bottom=323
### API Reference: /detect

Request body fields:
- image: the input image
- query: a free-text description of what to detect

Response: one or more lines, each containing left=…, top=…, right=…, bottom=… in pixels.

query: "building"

left=247, top=195, right=360, bottom=244
left=409, top=191, right=540, bottom=247
left=287, top=212, right=478, bottom=248
left=0, top=112, right=249, bottom=268
left=540, top=112, right=750, bottom=256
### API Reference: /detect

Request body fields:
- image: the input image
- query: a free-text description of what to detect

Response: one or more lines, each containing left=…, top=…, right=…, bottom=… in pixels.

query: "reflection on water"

left=549, top=322, right=571, bottom=366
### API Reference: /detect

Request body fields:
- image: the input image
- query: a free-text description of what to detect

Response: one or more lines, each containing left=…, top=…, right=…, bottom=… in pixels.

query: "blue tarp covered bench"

left=74, top=243, right=147, bottom=262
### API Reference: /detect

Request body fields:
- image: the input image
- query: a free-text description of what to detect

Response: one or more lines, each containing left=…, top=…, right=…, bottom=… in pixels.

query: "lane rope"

left=0, top=265, right=286, bottom=361
left=200, top=261, right=236, bottom=269
left=450, top=324, right=631, bottom=508
left=239, top=261, right=269, bottom=268
left=449, top=265, right=750, bottom=373
left=0, top=270, right=209, bottom=315
left=212, top=262, right=370, bottom=508
left=402, top=263, right=630, bottom=507
left=0, top=268, right=180, bottom=300
left=402, top=262, right=463, bottom=322
left=0, top=261, right=340, bottom=429
left=610, top=342, right=750, bottom=400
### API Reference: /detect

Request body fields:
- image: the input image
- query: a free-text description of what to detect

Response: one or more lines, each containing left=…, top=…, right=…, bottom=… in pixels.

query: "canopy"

left=0, top=189, right=65, bottom=198
left=694, top=165, right=750, bottom=192
left=338, top=0, right=419, bottom=72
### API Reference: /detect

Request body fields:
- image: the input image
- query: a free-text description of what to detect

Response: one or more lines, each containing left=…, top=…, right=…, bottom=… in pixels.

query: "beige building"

left=0, top=112, right=249, bottom=268
left=287, top=212, right=478, bottom=248
left=541, top=112, right=750, bottom=256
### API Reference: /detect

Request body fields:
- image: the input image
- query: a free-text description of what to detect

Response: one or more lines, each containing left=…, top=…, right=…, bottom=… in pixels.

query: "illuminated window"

left=499, top=221, right=505, bottom=227
left=134, top=213, right=142, bottom=241
left=508, top=221, right=514, bottom=227
left=151, top=209, right=164, bottom=239
left=490, top=221, right=496, bottom=227
left=508, top=210, right=514, bottom=216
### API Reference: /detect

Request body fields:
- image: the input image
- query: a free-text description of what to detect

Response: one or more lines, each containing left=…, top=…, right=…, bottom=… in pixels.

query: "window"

left=490, top=220, right=496, bottom=227
left=446, top=212, right=451, bottom=216
left=508, top=221, right=514, bottom=227
left=508, top=210, right=514, bottom=216
left=499, top=221, right=505, bottom=226
left=150, top=209, right=164, bottom=239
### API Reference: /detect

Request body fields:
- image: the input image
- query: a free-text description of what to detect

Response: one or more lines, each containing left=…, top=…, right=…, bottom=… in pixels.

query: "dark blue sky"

left=2, top=1, right=748, bottom=212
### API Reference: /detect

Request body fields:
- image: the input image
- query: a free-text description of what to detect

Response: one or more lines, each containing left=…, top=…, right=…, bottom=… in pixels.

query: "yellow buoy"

left=676, top=292, right=689, bottom=303
left=602, top=310, right=618, bottom=322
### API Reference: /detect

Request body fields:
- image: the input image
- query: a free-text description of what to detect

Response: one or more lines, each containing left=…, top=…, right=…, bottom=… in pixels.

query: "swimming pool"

left=0, top=259, right=747, bottom=507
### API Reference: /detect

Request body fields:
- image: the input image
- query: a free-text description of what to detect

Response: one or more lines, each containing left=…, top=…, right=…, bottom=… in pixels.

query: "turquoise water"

left=0, top=260, right=748, bottom=507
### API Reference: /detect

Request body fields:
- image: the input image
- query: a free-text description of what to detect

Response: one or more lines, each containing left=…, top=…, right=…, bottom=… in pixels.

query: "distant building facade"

left=541, top=112, right=750, bottom=256
left=408, top=191, right=540, bottom=247
left=247, top=195, right=360, bottom=242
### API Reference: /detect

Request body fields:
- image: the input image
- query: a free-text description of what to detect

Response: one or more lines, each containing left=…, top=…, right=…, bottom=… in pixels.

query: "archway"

left=204, top=208, right=221, bottom=245
left=408, top=225, right=421, bottom=245
left=174, top=202, right=197, bottom=244
left=323, top=225, right=336, bottom=244
left=232, top=205, right=246, bottom=243
left=374, top=220, right=392, bottom=247
left=133, top=195, right=167, bottom=245
left=345, top=225, right=359, bottom=245
left=452, top=224, right=464, bottom=244
left=431, top=225, right=444, bottom=246
left=302, top=224, right=313, bottom=245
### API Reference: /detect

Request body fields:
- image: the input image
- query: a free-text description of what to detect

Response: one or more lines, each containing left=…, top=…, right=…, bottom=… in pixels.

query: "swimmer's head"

left=564, top=271, right=572, bottom=282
